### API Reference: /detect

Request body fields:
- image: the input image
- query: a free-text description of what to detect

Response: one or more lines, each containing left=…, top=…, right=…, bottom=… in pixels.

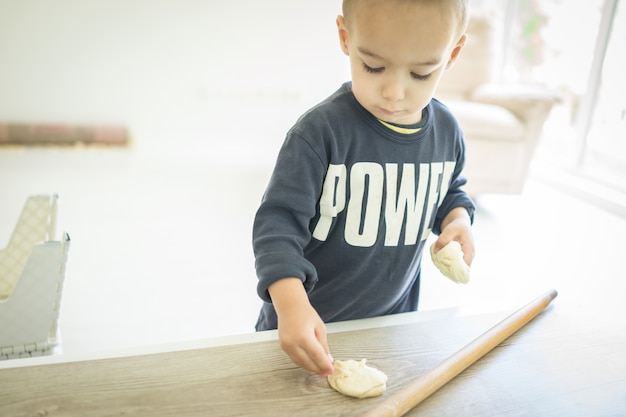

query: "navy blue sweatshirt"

left=254, top=82, right=475, bottom=331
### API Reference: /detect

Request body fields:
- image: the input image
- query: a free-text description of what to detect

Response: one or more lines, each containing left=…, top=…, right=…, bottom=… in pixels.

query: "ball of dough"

left=430, top=241, right=470, bottom=284
left=327, top=359, right=387, bottom=399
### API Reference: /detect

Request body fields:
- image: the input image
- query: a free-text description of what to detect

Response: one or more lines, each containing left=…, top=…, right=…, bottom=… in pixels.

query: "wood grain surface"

left=1, top=305, right=625, bottom=417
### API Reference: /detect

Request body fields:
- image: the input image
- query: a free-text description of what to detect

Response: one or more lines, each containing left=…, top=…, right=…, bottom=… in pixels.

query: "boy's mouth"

left=379, top=107, right=403, bottom=117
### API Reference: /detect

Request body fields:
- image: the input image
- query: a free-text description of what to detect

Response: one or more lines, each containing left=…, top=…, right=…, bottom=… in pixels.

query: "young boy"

left=253, top=0, right=475, bottom=377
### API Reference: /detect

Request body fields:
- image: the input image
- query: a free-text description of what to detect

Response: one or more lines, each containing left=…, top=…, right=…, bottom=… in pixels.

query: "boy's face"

left=337, top=1, right=465, bottom=125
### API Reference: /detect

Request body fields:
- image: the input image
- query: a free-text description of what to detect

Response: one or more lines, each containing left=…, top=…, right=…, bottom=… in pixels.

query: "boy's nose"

left=381, top=79, right=405, bottom=102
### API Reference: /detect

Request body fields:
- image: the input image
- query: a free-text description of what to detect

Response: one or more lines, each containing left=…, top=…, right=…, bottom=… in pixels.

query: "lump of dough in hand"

left=430, top=241, right=470, bottom=284
left=327, top=359, right=387, bottom=399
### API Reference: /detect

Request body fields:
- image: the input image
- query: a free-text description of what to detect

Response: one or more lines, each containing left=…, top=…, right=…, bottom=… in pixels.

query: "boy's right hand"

left=268, top=278, right=335, bottom=376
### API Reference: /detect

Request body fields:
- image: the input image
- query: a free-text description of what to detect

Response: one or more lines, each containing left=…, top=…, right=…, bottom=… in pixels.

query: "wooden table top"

left=1, top=293, right=625, bottom=417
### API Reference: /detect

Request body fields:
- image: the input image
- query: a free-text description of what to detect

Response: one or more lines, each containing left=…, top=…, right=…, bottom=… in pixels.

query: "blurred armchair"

left=436, top=12, right=560, bottom=196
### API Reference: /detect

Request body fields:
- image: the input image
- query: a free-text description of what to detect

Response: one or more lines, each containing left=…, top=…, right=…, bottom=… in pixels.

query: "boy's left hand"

left=433, top=207, right=475, bottom=266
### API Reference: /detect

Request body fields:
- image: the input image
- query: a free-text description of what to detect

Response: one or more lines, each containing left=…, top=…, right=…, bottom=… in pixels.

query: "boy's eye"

left=363, top=62, right=432, bottom=81
left=363, top=63, right=384, bottom=74
left=411, top=72, right=431, bottom=81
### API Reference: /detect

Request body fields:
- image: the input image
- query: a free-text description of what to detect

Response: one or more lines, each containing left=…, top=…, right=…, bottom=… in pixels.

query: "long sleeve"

left=253, top=130, right=327, bottom=303
left=432, top=127, right=475, bottom=235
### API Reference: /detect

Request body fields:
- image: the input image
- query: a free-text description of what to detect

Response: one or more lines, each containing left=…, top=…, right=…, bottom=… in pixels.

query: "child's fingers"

left=315, top=325, right=334, bottom=375
left=285, top=341, right=334, bottom=376
left=432, top=236, right=451, bottom=253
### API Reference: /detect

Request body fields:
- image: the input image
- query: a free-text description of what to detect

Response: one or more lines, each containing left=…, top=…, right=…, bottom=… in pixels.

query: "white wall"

left=0, top=1, right=348, bottom=141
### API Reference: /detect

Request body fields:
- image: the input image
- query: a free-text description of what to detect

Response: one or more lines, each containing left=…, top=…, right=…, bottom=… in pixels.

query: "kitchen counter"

left=2, top=291, right=625, bottom=417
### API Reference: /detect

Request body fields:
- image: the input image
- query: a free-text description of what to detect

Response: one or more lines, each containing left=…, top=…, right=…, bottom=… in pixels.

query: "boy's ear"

left=336, top=15, right=350, bottom=55
left=445, top=34, right=467, bottom=70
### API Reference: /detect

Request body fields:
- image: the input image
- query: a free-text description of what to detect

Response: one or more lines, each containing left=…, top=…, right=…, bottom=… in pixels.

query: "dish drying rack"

left=0, top=194, right=70, bottom=360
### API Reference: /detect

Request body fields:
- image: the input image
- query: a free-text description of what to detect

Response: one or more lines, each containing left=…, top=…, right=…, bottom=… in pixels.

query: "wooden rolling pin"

left=362, top=289, right=558, bottom=417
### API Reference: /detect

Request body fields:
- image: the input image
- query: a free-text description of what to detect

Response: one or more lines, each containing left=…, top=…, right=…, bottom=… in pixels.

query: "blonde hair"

left=342, top=0, right=469, bottom=37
